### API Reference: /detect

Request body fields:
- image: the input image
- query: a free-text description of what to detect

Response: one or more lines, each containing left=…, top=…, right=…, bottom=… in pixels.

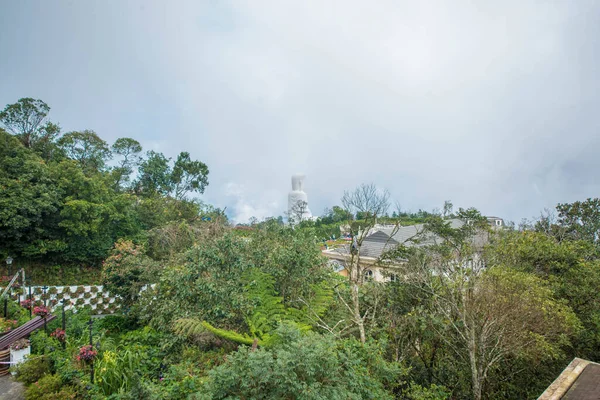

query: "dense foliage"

left=6, top=98, right=600, bottom=399
left=0, top=98, right=213, bottom=265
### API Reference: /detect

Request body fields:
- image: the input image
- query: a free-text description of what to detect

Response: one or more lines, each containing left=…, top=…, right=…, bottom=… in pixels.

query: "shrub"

left=50, top=329, right=66, bottom=343
left=76, top=345, right=97, bottom=363
left=21, top=299, right=33, bottom=310
left=89, top=297, right=98, bottom=305
left=197, top=325, right=404, bottom=400
left=0, top=317, right=18, bottom=333
left=83, top=292, right=92, bottom=299
left=48, top=287, right=58, bottom=295
left=14, top=356, right=51, bottom=385
left=24, top=374, right=62, bottom=400
left=101, top=240, right=160, bottom=308
left=75, top=298, right=84, bottom=306
left=75, top=286, right=85, bottom=295
left=44, top=385, right=80, bottom=400
left=33, top=305, right=49, bottom=318
left=90, top=286, right=99, bottom=293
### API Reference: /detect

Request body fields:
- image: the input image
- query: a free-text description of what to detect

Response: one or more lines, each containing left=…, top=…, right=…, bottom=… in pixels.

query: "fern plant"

left=173, top=269, right=333, bottom=347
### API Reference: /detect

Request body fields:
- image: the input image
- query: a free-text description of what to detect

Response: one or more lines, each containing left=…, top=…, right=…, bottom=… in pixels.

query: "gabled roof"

left=323, top=219, right=492, bottom=262
left=538, top=358, right=600, bottom=399
left=357, top=231, right=399, bottom=259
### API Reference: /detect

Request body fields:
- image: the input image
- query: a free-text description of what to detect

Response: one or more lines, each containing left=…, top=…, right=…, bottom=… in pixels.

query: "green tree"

left=57, top=130, right=111, bottom=173
left=146, top=229, right=331, bottom=337
left=339, top=183, right=392, bottom=343
left=489, top=230, right=600, bottom=361
left=0, top=129, right=63, bottom=257
left=111, top=137, right=142, bottom=189
left=391, top=218, right=580, bottom=400
left=135, top=151, right=173, bottom=196
left=101, top=240, right=160, bottom=308
left=50, top=160, right=139, bottom=262
left=0, top=98, right=57, bottom=149
left=171, top=151, right=209, bottom=200
left=556, top=198, right=600, bottom=245
left=195, top=324, right=403, bottom=400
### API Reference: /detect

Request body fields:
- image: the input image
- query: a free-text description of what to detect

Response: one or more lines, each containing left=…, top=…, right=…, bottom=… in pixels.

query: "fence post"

left=28, top=286, right=32, bottom=318
left=88, top=318, right=94, bottom=383
left=61, top=299, right=66, bottom=350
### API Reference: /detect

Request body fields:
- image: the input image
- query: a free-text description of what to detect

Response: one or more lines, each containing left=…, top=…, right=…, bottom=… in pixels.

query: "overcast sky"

left=2, top=1, right=600, bottom=223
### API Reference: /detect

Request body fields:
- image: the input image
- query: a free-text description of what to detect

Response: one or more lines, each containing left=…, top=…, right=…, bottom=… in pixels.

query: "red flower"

left=33, top=305, right=49, bottom=317
left=20, top=299, right=33, bottom=309
left=50, top=328, right=66, bottom=343
left=77, top=345, right=97, bottom=362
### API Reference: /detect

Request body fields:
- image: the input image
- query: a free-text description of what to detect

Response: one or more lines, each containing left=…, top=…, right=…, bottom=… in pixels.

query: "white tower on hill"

left=288, top=174, right=312, bottom=223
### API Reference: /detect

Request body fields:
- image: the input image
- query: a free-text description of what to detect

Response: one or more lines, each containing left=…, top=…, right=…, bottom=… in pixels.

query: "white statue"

left=288, top=174, right=313, bottom=223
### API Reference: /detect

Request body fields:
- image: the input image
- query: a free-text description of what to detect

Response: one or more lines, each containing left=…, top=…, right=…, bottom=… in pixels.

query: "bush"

left=39, top=385, right=79, bottom=400
left=96, top=314, right=132, bottom=334
left=24, top=374, right=64, bottom=400
left=197, top=324, right=405, bottom=399
left=14, top=355, right=51, bottom=385
left=101, top=240, right=160, bottom=308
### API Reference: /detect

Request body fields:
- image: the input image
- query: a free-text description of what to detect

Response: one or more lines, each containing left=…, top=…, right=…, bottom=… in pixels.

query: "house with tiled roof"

left=323, top=217, right=502, bottom=282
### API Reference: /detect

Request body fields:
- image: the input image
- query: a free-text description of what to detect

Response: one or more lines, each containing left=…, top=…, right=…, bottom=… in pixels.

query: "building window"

left=389, top=274, right=398, bottom=282
left=496, top=219, right=501, bottom=226
left=364, top=269, right=374, bottom=281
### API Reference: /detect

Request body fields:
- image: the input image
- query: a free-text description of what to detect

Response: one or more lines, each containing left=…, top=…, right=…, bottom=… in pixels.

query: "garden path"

left=0, top=375, right=24, bottom=399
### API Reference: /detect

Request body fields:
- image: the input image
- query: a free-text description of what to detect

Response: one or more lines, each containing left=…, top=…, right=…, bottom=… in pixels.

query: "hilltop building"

left=287, top=174, right=313, bottom=223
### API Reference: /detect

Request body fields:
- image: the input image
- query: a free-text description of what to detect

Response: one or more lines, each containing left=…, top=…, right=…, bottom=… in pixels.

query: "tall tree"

left=0, top=98, right=61, bottom=158
left=57, top=130, right=111, bottom=173
left=0, top=129, right=62, bottom=257
left=135, top=151, right=173, bottom=196
left=111, top=137, right=142, bottom=189
left=390, top=216, right=579, bottom=400
left=337, top=183, right=391, bottom=343
left=171, top=151, right=209, bottom=200
left=556, top=198, right=600, bottom=245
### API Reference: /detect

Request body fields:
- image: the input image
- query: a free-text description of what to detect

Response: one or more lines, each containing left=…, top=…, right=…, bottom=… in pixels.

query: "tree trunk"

left=351, top=282, right=366, bottom=344
left=469, top=334, right=482, bottom=400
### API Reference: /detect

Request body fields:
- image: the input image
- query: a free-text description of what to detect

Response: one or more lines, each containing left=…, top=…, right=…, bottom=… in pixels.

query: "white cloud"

left=2, top=0, right=600, bottom=223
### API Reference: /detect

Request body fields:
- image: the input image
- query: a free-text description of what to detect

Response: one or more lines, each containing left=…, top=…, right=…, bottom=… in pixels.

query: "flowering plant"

left=20, top=299, right=32, bottom=309
left=10, top=338, right=29, bottom=351
left=0, top=318, right=17, bottom=333
left=33, top=305, right=49, bottom=318
left=50, top=328, right=66, bottom=343
left=77, top=345, right=97, bottom=363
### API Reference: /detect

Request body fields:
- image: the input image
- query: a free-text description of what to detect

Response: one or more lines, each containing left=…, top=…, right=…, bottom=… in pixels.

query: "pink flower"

left=33, top=305, right=49, bottom=317
left=77, top=345, right=97, bottom=362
